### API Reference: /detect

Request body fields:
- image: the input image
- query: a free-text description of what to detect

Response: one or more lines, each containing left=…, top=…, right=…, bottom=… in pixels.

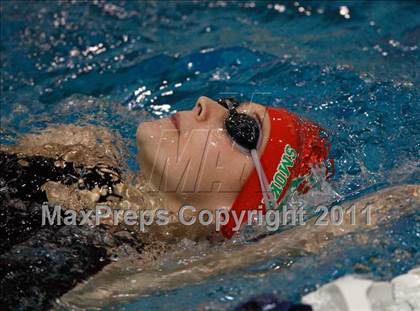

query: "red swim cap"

left=221, top=107, right=332, bottom=238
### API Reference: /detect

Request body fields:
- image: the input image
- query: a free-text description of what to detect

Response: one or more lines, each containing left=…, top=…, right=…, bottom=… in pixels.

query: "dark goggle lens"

left=218, top=97, right=260, bottom=150
left=225, top=112, right=260, bottom=150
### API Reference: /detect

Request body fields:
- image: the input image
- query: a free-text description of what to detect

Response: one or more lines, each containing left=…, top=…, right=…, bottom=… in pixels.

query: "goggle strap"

left=251, top=149, right=276, bottom=210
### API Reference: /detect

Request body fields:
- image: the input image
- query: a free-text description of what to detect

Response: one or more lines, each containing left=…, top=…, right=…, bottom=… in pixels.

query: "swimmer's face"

left=136, top=96, right=270, bottom=213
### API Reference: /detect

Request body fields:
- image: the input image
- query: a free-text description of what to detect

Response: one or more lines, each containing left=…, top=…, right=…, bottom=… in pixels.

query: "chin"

left=136, top=123, right=155, bottom=182
left=137, top=118, right=173, bottom=138
left=136, top=121, right=156, bottom=154
left=137, top=120, right=158, bottom=146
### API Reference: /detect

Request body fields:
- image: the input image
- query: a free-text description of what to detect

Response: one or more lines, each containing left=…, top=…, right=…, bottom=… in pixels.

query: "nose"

left=193, top=96, right=225, bottom=122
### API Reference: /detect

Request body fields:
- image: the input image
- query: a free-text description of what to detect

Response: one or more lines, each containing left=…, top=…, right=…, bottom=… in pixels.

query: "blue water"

left=1, top=1, right=419, bottom=310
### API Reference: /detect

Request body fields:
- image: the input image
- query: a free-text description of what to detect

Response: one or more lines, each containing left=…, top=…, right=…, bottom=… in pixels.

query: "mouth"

left=170, top=113, right=180, bottom=132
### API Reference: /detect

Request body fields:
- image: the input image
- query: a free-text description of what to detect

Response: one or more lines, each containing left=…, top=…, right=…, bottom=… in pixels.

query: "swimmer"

left=1, top=96, right=416, bottom=309
left=60, top=96, right=417, bottom=307
left=1, top=96, right=331, bottom=241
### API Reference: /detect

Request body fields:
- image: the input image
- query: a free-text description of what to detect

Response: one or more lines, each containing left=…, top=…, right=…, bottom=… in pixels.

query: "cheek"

left=196, top=131, right=253, bottom=192
left=136, top=121, right=158, bottom=148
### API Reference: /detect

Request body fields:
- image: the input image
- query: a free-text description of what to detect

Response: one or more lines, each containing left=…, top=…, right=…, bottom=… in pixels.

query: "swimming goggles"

left=217, top=98, right=276, bottom=210
left=217, top=97, right=260, bottom=151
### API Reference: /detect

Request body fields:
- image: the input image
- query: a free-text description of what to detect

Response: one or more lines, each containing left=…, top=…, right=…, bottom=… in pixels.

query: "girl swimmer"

left=1, top=96, right=418, bottom=309
left=1, top=96, right=331, bottom=240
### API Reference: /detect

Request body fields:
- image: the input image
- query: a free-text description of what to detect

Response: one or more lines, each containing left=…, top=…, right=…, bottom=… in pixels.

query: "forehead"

left=238, top=101, right=265, bottom=109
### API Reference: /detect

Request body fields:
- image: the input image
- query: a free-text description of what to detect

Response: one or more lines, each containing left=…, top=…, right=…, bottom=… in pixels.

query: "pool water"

left=1, top=1, right=419, bottom=310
